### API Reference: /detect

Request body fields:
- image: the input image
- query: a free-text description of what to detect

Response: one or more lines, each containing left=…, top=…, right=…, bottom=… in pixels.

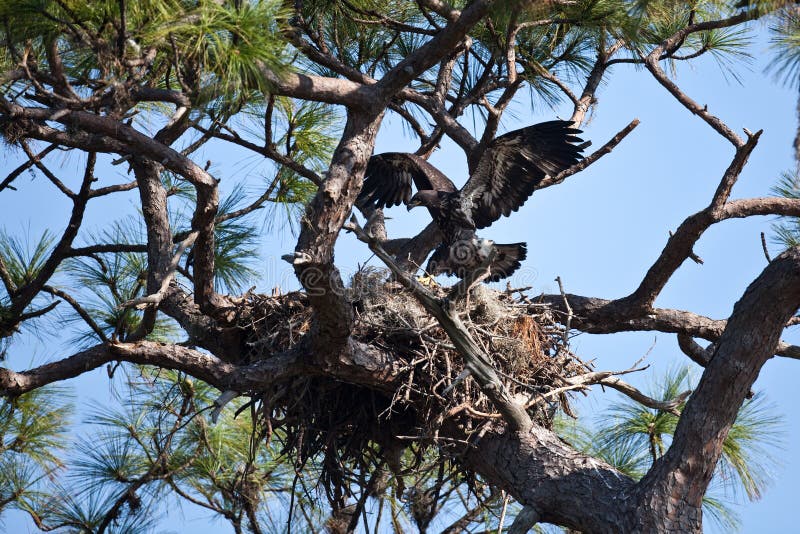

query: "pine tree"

left=0, top=0, right=798, bottom=531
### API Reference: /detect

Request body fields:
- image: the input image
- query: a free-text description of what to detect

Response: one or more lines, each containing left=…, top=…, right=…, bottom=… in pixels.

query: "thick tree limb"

left=0, top=335, right=404, bottom=398
left=121, top=231, right=198, bottom=310
left=677, top=333, right=714, bottom=366
left=534, top=294, right=800, bottom=360
left=128, top=158, right=177, bottom=340
left=461, top=424, right=634, bottom=532
left=288, top=109, right=383, bottom=354
left=0, top=344, right=241, bottom=396
left=632, top=246, right=800, bottom=531
left=259, top=68, right=370, bottom=107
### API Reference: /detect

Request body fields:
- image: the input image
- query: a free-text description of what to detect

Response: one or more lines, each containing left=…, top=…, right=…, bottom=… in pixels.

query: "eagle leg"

left=416, top=273, right=439, bottom=287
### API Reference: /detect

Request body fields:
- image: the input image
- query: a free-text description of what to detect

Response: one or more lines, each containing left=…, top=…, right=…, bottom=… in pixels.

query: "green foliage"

left=771, top=171, right=800, bottom=248
left=211, top=185, right=260, bottom=293
left=0, top=364, right=530, bottom=533
left=0, top=385, right=72, bottom=468
left=0, top=386, right=72, bottom=517
left=0, top=229, right=58, bottom=337
left=0, top=229, right=55, bottom=291
left=594, top=366, right=689, bottom=464
left=0, top=1, right=789, bottom=532
left=768, top=7, right=800, bottom=87
left=702, top=491, right=743, bottom=532
left=0, top=0, right=292, bottom=113
left=0, top=367, right=327, bottom=532
left=297, top=0, right=423, bottom=76
left=64, top=251, right=176, bottom=345
left=148, top=0, right=291, bottom=107
left=718, top=392, right=784, bottom=500
left=23, top=483, right=160, bottom=534
left=238, top=96, right=338, bottom=231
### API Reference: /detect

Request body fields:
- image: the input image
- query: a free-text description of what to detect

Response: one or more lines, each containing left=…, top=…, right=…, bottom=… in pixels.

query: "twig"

left=761, top=232, right=771, bottom=263
left=670, top=231, right=703, bottom=265
left=624, top=133, right=761, bottom=309
left=0, top=143, right=58, bottom=193
left=555, top=276, right=572, bottom=346
left=642, top=10, right=761, bottom=148
left=42, top=285, right=109, bottom=343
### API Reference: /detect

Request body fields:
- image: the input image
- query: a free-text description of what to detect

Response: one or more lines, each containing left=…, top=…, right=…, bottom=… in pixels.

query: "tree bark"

left=628, top=246, right=800, bottom=531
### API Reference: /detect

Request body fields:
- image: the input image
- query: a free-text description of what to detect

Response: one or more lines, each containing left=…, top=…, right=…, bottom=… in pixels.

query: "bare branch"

left=0, top=143, right=59, bottom=193
left=579, top=374, right=691, bottom=415
left=89, top=179, right=138, bottom=198
left=538, top=119, right=640, bottom=190
left=535, top=293, right=800, bottom=360
left=192, top=124, right=323, bottom=186
left=571, top=39, right=625, bottom=125
left=7, top=153, right=96, bottom=321
left=19, top=140, right=74, bottom=198
left=624, top=133, right=760, bottom=309
left=120, top=231, right=198, bottom=310
left=677, top=334, right=713, bottom=367
left=643, top=11, right=761, bottom=147
left=42, top=285, right=109, bottom=343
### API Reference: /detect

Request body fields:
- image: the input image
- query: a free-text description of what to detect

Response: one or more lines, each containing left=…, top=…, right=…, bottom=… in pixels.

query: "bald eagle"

left=356, top=120, right=584, bottom=281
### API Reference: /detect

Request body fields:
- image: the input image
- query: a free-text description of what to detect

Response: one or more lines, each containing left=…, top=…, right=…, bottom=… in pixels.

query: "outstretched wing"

left=356, top=153, right=457, bottom=210
left=461, top=120, right=584, bottom=229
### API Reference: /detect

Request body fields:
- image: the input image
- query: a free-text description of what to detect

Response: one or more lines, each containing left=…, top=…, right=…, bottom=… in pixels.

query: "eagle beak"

left=407, top=203, right=416, bottom=211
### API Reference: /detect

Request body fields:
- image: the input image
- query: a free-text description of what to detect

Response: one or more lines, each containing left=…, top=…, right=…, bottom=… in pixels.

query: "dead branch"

left=538, top=119, right=640, bottom=190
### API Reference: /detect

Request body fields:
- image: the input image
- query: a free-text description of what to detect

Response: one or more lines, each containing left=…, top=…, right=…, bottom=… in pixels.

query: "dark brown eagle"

left=356, top=120, right=585, bottom=281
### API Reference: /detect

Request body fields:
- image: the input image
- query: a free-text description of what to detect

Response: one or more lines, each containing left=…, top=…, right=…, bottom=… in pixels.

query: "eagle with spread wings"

left=356, top=120, right=585, bottom=281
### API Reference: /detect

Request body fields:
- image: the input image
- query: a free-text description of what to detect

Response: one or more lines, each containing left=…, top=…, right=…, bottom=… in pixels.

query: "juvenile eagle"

left=356, top=120, right=584, bottom=281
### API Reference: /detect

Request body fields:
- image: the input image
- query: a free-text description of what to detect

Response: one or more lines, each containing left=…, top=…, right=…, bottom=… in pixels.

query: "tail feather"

left=426, top=242, right=526, bottom=282
left=488, top=243, right=526, bottom=282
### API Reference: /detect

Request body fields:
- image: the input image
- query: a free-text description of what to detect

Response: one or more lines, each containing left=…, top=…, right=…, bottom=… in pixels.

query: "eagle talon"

left=416, top=274, right=438, bottom=287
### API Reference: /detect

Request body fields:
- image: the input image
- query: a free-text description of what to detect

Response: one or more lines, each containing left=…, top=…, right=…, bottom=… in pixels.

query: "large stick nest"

left=225, top=268, right=589, bottom=514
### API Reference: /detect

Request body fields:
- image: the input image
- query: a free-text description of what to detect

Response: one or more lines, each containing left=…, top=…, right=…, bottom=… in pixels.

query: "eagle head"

left=407, top=190, right=440, bottom=211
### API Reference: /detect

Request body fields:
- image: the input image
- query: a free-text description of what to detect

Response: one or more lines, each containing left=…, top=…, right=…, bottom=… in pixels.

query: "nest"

left=347, top=268, right=586, bottom=430
left=226, top=268, right=589, bottom=519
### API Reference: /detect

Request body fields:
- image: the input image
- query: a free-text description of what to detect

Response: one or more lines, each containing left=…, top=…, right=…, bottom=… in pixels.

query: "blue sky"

left=2, top=22, right=799, bottom=533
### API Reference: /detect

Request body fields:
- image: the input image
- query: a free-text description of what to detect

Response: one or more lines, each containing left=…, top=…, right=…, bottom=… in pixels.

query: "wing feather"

left=462, top=120, right=585, bottom=229
left=356, top=153, right=457, bottom=210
